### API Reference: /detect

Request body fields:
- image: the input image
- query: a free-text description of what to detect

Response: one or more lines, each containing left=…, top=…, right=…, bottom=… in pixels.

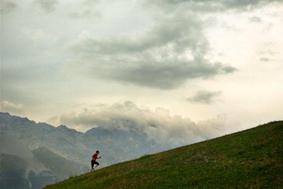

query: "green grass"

left=45, top=121, right=283, bottom=189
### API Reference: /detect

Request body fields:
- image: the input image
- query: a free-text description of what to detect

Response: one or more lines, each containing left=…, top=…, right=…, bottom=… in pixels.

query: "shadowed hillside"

left=32, top=147, right=87, bottom=180
left=46, top=121, right=283, bottom=189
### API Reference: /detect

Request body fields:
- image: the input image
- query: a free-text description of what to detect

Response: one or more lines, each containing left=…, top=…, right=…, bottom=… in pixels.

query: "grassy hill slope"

left=45, top=121, right=283, bottom=189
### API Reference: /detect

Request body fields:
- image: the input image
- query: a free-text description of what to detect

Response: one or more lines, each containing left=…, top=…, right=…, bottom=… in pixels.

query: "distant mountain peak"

left=56, top=124, right=82, bottom=134
left=0, top=112, right=11, bottom=116
left=57, top=124, right=70, bottom=130
left=85, top=127, right=113, bottom=136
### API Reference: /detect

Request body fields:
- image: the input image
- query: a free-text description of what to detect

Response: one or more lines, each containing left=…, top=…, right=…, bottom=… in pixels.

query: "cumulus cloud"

left=52, top=101, right=226, bottom=146
left=34, top=0, right=58, bottom=13
left=73, top=12, right=236, bottom=89
left=0, top=0, right=17, bottom=14
left=187, top=90, right=221, bottom=104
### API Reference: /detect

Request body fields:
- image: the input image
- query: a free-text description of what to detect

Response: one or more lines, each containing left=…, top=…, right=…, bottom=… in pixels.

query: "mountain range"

left=0, top=112, right=176, bottom=189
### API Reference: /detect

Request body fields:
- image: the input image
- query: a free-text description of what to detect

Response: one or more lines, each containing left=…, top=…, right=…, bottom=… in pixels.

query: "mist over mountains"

left=0, top=111, right=224, bottom=189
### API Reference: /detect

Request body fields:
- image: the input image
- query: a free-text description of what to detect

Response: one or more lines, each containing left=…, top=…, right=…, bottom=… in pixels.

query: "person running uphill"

left=91, top=150, right=101, bottom=171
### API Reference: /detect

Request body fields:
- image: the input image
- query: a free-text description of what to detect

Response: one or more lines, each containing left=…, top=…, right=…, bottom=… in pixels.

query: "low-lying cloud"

left=53, top=101, right=226, bottom=146
left=0, top=100, right=24, bottom=114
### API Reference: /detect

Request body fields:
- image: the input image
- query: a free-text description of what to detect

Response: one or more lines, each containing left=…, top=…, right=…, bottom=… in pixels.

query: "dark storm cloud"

left=0, top=0, right=17, bottom=14
left=187, top=90, right=221, bottom=104
left=73, top=13, right=236, bottom=89
left=75, top=14, right=203, bottom=55
left=34, top=0, right=58, bottom=13
left=216, top=0, right=282, bottom=9
left=148, top=0, right=283, bottom=12
left=93, top=59, right=235, bottom=89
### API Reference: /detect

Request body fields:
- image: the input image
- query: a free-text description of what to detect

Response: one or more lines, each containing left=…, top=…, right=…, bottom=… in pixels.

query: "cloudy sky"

left=1, top=0, right=283, bottom=134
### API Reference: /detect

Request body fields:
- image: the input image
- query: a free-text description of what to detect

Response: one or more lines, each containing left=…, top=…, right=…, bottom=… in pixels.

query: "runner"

left=91, top=150, right=101, bottom=171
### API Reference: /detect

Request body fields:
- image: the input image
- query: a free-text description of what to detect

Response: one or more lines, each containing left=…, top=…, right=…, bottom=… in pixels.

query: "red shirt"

left=92, top=153, right=98, bottom=161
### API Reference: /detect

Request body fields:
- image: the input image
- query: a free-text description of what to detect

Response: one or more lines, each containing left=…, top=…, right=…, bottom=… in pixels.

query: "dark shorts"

left=91, top=160, right=99, bottom=168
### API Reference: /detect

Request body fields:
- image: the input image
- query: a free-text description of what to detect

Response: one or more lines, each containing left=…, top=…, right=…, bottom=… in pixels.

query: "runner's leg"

left=95, top=161, right=99, bottom=168
left=91, top=160, right=95, bottom=170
